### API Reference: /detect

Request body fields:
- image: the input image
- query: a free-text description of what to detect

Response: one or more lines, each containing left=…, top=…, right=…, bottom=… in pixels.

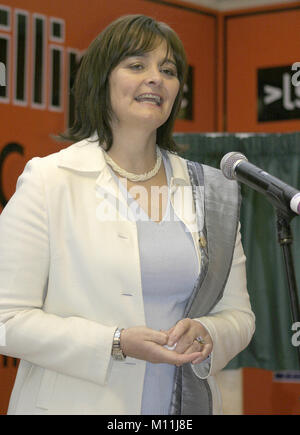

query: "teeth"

left=135, top=94, right=162, bottom=105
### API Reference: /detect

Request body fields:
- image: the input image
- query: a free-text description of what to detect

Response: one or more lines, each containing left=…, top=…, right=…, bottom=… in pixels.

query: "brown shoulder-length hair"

left=59, top=14, right=187, bottom=153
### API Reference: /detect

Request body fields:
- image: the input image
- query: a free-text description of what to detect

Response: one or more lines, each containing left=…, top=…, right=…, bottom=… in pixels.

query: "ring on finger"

left=194, top=335, right=205, bottom=345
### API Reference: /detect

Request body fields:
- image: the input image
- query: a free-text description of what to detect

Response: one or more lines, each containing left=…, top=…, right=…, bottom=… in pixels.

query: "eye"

left=161, top=67, right=177, bottom=77
left=128, top=63, right=144, bottom=71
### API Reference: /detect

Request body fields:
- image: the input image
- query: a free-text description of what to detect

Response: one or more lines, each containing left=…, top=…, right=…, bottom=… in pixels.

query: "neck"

left=105, top=126, right=158, bottom=174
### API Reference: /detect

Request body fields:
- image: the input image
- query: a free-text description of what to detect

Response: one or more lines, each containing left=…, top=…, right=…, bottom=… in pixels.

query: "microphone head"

left=220, top=152, right=248, bottom=180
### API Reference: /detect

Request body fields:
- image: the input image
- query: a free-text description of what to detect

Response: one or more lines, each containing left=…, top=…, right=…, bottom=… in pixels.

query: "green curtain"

left=174, top=132, right=300, bottom=370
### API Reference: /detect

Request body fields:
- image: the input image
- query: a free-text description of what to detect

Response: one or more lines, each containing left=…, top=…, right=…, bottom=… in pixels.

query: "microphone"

left=220, top=152, right=300, bottom=216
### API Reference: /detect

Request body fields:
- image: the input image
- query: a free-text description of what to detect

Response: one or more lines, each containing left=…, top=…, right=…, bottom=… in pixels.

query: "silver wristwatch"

left=111, top=328, right=126, bottom=361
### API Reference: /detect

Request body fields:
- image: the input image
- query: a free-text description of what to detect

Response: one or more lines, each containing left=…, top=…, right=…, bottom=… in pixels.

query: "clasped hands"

left=120, top=318, right=213, bottom=367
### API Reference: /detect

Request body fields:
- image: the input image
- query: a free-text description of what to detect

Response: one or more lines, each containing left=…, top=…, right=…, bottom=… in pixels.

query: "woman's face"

left=109, top=40, right=180, bottom=132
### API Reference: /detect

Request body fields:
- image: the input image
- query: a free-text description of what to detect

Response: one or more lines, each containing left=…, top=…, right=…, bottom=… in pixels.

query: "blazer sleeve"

left=191, top=225, right=256, bottom=378
left=0, top=158, right=116, bottom=386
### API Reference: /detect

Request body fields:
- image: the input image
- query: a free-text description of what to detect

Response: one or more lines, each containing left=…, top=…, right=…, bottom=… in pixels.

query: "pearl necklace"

left=103, top=146, right=162, bottom=182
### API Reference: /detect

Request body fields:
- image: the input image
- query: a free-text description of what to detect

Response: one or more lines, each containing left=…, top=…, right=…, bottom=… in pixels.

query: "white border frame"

left=0, top=4, right=11, bottom=32
left=48, top=44, right=64, bottom=112
left=13, top=9, right=29, bottom=107
left=31, top=13, right=46, bottom=109
left=0, top=33, right=10, bottom=103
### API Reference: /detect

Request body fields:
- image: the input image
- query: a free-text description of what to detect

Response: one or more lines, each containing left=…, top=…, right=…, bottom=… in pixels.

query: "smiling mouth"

left=134, top=93, right=163, bottom=106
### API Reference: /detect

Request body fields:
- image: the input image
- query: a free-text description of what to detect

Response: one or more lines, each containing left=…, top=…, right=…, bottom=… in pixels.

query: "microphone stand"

left=276, top=207, right=300, bottom=367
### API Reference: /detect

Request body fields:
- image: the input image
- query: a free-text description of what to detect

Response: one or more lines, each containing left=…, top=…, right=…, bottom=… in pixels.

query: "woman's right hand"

left=120, top=326, right=203, bottom=366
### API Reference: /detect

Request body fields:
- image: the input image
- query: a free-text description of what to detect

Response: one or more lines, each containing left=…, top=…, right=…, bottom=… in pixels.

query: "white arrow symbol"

left=263, top=84, right=282, bottom=105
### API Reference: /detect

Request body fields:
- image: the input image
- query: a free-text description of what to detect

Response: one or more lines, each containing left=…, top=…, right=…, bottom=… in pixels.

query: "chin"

left=135, top=111, right=168, bottom=126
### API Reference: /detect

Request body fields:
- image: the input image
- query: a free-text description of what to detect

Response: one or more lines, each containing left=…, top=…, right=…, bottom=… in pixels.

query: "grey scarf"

left=169, top=160, right=241, bottom=415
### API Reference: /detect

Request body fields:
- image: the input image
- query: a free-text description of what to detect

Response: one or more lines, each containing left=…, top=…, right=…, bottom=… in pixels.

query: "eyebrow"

left=127, top=53, right=177, bottom=67
left=162, top=58, right=177, bottom=67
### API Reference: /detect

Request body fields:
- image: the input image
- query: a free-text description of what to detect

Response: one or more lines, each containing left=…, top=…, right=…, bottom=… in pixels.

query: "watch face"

left=112, top=329, right=126, bottom=360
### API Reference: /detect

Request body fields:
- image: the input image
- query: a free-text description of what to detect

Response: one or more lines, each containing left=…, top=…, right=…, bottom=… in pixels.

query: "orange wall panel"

left=0, top=358, right=18, bottom=415
left=243, top=368, right=300, bottom=415
left=226, top=7, right=300, bottom=132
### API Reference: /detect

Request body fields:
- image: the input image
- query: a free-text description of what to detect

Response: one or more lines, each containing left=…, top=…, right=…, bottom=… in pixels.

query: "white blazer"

left=0, top=138, right=255, bottom=414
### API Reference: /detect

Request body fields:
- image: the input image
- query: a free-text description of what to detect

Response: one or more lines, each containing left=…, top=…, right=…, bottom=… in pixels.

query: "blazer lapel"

left=57, top=137, right=133, bottom=222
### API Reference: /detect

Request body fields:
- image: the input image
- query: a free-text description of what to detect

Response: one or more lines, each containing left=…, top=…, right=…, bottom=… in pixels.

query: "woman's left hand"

left=164, top=318, right=213, bottom=365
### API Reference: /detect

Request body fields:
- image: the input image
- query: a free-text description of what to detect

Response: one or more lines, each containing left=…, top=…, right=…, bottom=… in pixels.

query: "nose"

left=145, top=65, right=163, bottom=86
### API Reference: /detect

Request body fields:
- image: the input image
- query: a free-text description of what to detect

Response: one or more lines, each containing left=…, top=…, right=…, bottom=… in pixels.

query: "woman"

left=0, top=15, right=255, bottom=415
